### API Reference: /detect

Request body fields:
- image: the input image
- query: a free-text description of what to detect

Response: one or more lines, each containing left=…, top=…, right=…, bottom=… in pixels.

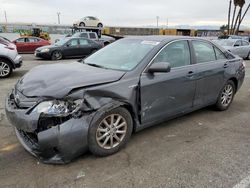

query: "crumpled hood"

left=17, top=62, right=125, bottom=98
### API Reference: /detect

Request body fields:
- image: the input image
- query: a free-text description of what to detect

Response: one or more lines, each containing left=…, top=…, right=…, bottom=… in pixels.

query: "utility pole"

left=166, top=18, right=169, bottom=29
left=156, top=16, right=159, bottom=28
left=228, top=0, right=232, bottom=34
left=57, top=12, right=61, bottom=24
left=4, top=10, right=7, bottom=23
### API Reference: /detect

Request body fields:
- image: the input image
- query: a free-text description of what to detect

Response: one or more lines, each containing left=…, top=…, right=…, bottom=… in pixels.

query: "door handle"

left=187, top=71, right=195, bottom=78
left=223, top=63, right=229, bottom=68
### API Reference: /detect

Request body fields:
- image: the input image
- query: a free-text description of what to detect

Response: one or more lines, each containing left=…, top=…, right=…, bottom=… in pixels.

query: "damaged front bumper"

left=5, top=92, right=92, bottom=164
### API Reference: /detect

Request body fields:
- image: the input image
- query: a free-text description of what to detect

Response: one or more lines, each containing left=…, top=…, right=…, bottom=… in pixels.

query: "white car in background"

left=74, top=16, right=103, bottom=28
left=0, top=37, right=22, bottom=78
left=214, top=39, right=250, bottom=60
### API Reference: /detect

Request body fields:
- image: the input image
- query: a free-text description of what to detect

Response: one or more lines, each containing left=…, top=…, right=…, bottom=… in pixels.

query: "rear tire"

left=51, top=51, right=63, bottom=60
left=79, top=22, right=85, bottom=27
left=0, top=59, right=12, bottom=78
left=215, top=80, right=236, bottom=111
left=88, top=107, right=133, bottom=156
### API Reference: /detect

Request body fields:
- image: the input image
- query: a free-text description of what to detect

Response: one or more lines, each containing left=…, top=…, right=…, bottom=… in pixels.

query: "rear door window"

left=192, top=41, right=216, bottom=63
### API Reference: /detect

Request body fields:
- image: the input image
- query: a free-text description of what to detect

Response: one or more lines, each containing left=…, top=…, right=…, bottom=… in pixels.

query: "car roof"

left=124, top=35, right=208, bottom=43
left=219, top=39, right=240, bottom=42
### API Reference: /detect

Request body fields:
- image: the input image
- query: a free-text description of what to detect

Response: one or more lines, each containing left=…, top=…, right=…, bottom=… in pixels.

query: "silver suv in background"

left=0, top=37, right=22, bottom=78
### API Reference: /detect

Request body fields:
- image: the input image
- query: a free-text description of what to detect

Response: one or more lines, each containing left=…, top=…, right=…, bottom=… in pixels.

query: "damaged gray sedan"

left=6, top=36, right=245, bottom=164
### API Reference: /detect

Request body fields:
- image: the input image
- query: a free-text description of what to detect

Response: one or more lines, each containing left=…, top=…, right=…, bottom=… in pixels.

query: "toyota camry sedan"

left=6, top=36, right=245, bottom=164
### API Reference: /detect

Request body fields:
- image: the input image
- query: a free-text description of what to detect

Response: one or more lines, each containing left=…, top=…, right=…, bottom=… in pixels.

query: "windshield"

left=214, top=40, right=235, bottom=47
left=84, top=39, right=158, bottom=71
left=55, top=38, right=70, bottom=46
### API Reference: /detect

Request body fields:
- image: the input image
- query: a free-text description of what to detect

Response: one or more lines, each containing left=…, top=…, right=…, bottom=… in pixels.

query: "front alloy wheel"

left=0, top=60, right=12, bottom=78
left=216, top=80, right=235, bottom=111
left=89, top=107, right=133, bottom=156
left=51, top=51, right=62, bottom=60
left=96, top=114, right=127, bottom=150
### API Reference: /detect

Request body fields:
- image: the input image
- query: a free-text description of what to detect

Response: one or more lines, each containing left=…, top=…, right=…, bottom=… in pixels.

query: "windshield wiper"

left=85, top=63, right=107, bottom=69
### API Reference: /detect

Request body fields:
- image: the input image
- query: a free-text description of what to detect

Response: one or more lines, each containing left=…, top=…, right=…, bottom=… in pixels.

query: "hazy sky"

left=0, top=0, right=250, bottom=27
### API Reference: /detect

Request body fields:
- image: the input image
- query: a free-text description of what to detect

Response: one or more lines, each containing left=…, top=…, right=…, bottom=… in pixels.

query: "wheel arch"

left=228, top=77, right=238, bottom=91
left=0, top=55, right=14, bottom=69
left=121, top=103, right=137, bottom=133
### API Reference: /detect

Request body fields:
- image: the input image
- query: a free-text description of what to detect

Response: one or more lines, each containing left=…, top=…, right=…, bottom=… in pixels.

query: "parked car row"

left=13, top=37, right=51, bottom=53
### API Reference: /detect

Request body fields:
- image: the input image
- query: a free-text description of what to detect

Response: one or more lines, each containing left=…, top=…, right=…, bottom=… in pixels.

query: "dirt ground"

left=0, top=54, right=250, bottom=188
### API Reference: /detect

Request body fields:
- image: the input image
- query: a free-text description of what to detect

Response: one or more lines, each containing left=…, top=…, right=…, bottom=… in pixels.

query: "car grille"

left=12, top=89, right=38, bottom=109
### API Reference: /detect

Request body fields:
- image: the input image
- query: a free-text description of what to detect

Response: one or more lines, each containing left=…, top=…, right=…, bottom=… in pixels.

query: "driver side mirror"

left=147, top=62, right=171, bottom=73
left=234, top=44, right=240, bottom=47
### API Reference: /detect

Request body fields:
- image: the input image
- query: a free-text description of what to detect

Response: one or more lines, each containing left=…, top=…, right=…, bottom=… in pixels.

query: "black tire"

left=97, top=23, right=103, bottom=28
left=0, top=58, right=13, bottom=78
left=91, top=49, right=98, bottom=54
left=51, top=51, right=63, bottom=60
left=88, top=107, right=133, bottom=156
left=215, top=80, right=236, bottom=111
left=79, top=22, right=85, bottom=27
left=104, top=42, right=110, bottom=46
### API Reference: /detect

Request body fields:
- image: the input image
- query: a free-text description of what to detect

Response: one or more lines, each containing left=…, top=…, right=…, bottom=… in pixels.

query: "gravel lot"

left=0, top=54, right=250, bottom=188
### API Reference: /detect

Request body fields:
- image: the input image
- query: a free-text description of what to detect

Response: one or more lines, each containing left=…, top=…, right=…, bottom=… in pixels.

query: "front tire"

left=0, top=59, right=12, bottom=78
left=97, top=23, right=103, bottom=28
left=88, top=107, right=133, bottom=156
left=51, top=51, right=63, bottom=60
left=215, top=80, right=236, bottom=111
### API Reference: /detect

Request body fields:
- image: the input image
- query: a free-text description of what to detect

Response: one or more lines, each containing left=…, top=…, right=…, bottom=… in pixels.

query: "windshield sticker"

left=141, top=41, right=160, bottom=46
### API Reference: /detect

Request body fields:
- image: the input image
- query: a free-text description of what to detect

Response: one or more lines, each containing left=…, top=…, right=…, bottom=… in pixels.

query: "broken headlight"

left=32, top=99, right=83, bottom=115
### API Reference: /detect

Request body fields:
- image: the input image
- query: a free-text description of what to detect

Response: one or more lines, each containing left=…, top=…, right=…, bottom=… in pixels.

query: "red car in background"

left=13, top=37, right=51, bottom=53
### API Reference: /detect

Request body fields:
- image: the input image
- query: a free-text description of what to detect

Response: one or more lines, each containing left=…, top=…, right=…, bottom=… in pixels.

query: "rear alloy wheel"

left=79, top=22, right=85, bottom=27
left=88, top=107, right=133, bottom=156
left=0, top=59, right=12, bottom=78
left=215, top=80, right=235, bottom=111
left=51, top=51, right=63, bottom=60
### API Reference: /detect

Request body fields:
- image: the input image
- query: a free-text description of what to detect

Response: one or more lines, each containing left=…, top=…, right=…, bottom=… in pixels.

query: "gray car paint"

left=5, top=36, right=245, bottom=164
